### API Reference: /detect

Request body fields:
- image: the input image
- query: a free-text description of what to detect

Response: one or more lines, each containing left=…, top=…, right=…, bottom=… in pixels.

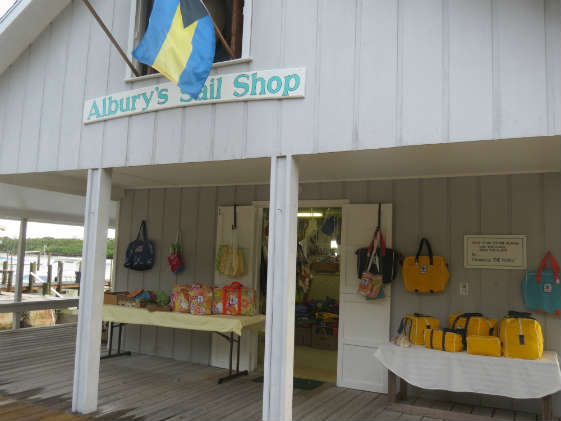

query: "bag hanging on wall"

left=216, top=205, right=246, bottom=278
left=124, top=220, right=155, bottom=271
left=522, top=251, right=561, bottom=316
left=357, top=228, right=384, bottom=299
left=167, top=230, right=184, bottom=273
left=355, top=204, right=400, bottom=284
left=402, top=238, right=449, bottom=293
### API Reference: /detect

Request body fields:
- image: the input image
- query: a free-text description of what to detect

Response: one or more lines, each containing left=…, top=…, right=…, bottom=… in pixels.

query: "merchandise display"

left=500, top=311, right=543, bottom=360
left=167, top=230, right=184, bottom=273
left=467, top=335, right=502, bottom=357
left=522, top=251, right=561, bottom=316
left=402, top=238, right=449, bottom=293
left=424, top=328, right=464, bottom=352
left=170, top=284, right=191, bottom=313
left=397, top=313, right=440, bottom=346
left=188, top=283, right=213, bottom=315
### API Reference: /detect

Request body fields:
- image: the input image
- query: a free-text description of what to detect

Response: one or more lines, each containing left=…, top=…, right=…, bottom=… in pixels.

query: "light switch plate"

left=460, top=282, right=469, bottom=296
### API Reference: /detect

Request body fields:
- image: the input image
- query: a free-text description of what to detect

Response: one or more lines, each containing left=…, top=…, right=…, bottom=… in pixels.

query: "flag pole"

left=210, top=18, right=235, bottom=60
left=81, top=0, right=141, bottom=77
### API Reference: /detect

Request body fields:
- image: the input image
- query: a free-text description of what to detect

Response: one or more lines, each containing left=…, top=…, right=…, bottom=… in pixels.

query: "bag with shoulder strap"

left=124, top=220, right=155, bottom=271
left=522, top=251, right=561, bottom=316
left=499, top=311, right=543, bottom=360
left=397, top=313, right=440, bottom=345
left=357, top=227, right=384, bottom=299
left=448, top=313, right=498, bottom=348
left=424, top=328, right=464, bottom=352
left=402, top=238, right=449, bottom=293
left=355, top=204, right=400, bottom=284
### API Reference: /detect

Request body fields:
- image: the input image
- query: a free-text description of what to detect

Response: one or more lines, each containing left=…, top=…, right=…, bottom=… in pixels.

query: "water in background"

left=0, top=255, right=112, bottom=285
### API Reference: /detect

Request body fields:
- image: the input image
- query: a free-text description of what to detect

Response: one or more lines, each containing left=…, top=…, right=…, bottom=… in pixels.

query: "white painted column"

left=72, top=168, right=112, bottom=414
left=262, top=155, right=298, bottom=421
left=12, top=217, right=27, bottom=329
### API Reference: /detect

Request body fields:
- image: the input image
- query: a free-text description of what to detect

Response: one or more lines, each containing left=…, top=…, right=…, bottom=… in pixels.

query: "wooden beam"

left=81, top=0, right=140, bottom=77
left=13, top=217, right=27, bottom=329
left=72, top=169, right=112, bottom=414
left=230, top=0, right=243, bottom=57
left=0, top=298, right=79, bottom=313
left=262, top=156, right=298, bottom=421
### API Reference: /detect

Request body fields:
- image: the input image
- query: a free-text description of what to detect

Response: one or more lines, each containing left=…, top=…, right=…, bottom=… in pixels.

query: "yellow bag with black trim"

left=467, top=335, right=501, bottom=357
left=402, top=238, right=449, bottom=293
left=424, top=328, right=464, bottom=352
left=397, top=313, right=440, bottom=345
left=499, top=311, right=543, bottom=360
left=448, top=313, right=498, bottom=337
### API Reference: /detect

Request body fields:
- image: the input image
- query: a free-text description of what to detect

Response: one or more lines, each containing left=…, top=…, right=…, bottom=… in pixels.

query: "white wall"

left=0, top=0, right=559, bottom=174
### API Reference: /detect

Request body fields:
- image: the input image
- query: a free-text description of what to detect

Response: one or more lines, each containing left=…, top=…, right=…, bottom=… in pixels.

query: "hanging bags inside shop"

left=402, top=238, right=449, bottom=293
left=167, top=230, right=184, bottom=273
left=124, top=220, right=155, bottom=271
left=355, top=204, right=400, bottom=284
left=424, top=328, right=464, bottom=352
left=357, top=227, right=384, bottom=299
left=499, top=311, right=543, bottom=360
left=522, top=251, right=561, bottom=316
left=397, top=313, right=440, bottom=345
left=216, top=205, right=246, bottom=278
left=467, top=335, right=502, bottom=357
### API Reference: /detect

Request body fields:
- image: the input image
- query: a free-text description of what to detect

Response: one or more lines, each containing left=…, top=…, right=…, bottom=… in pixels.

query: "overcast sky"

left=0, top=219, right=115, bottom=240
left=0, top=0, right=15, bottom=19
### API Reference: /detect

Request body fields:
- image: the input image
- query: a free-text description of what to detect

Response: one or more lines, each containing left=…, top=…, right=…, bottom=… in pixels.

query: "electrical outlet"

left=460, top=282, right=469, bottom=296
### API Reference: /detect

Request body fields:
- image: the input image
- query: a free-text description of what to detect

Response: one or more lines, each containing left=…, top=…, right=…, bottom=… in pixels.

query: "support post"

left=47, top=263, right=53, bottom=293
left=2, top=261, right=7, bottom=286
left=13, top=218, right=27, bottom=329
left=72, top=168, right=112, bottom=414
left=28, top=262, right=36, bottom=292
left=262, top=155, right=298, bottom=421
left=57, top=261, right=63, bottom=293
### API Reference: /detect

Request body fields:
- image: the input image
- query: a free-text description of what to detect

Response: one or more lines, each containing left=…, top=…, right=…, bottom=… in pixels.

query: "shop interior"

left=259, top=207, right=342, bottom=383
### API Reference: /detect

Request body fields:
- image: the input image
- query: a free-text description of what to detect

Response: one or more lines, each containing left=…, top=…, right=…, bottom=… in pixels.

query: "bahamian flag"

left=133, top=0, right=216, bottom=98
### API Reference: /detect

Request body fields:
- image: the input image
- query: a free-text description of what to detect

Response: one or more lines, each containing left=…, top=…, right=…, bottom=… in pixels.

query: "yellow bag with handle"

left=397, top=313, right=440, bottom=345
left=424, top=328, right=464, bottom=352
left=402, top=238, right=449, bottom=293
left=499, top=311, right=543, bottom=360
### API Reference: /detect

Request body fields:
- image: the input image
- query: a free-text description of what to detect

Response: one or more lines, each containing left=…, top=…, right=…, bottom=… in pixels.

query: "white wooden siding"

left=0, top=0, right=559, bottom=175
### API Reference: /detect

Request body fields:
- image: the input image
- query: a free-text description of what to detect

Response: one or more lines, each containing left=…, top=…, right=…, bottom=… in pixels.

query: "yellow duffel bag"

left=499, top=311, right=543, bottom=360
left=398, top=313, right=440, bottom=345
left=402, top=238, right=449, bottom=293
left=467, top=335, right=502, bottom=357
left=449, top=313, right=498, bottom=337
left=424, top=328, right=464, bottom=352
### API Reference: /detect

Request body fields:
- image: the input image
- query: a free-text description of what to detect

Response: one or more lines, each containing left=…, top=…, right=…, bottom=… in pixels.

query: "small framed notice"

left=464, top=235, right=527, bottom=270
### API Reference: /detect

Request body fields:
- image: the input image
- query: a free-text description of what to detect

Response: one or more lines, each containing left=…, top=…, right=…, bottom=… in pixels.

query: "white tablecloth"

left=374, top=343, right=561, bottom=399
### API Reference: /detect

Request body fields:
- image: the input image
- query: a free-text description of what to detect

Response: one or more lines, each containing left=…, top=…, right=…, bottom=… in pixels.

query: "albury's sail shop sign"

left=83, top=68, right=305, bottom=124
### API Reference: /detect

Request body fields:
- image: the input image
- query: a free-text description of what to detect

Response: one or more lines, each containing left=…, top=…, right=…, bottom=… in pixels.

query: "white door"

left=211, top=205, right=261, bottom=371
left=337, top=204, right=392, bottom=393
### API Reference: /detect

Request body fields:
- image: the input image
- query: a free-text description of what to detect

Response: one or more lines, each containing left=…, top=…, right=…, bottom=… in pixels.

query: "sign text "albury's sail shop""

left=83, top=68, right=306, bottom=124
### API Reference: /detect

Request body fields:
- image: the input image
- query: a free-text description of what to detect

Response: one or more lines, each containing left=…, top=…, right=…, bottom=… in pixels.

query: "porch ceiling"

left=0, top=136, right=557, bottom=197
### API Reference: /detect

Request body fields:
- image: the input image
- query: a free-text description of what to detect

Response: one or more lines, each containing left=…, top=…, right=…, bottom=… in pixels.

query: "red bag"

left=168, top=231, right=184, bottom=273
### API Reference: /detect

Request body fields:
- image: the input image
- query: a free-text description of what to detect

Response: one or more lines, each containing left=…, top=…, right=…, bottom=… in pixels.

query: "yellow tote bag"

left=402, top=238, right=449, bottom=293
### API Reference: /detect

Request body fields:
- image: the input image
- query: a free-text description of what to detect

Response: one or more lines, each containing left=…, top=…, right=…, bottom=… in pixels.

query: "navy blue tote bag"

left=124, top=220, right=155, bottom=271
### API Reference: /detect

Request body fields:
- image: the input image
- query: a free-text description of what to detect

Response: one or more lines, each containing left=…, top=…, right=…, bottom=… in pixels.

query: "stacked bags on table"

left=170, top=282, right=257, bottom=316
left=396, top=311, right=543, bottom=359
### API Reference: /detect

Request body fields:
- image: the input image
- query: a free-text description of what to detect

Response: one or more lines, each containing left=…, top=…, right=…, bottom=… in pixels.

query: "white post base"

left=262, top=155, right=299, bottom=421
left=72, top=168, right=112, bottom=414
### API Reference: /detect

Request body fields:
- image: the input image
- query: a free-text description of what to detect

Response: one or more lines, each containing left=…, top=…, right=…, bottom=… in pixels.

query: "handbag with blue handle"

left=522, top=251, right=561, bottom=316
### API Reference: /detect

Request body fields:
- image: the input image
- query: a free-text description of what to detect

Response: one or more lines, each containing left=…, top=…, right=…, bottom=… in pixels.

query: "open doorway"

left=258, top=207, right=342, bottom=384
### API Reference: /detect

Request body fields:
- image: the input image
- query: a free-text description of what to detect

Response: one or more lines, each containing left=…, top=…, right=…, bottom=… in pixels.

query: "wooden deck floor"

left=0, top=324, right=545, bottom=421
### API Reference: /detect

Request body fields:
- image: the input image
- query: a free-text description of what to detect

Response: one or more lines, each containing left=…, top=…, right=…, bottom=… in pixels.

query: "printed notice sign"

left=464, top=235, right=527, bottom=270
